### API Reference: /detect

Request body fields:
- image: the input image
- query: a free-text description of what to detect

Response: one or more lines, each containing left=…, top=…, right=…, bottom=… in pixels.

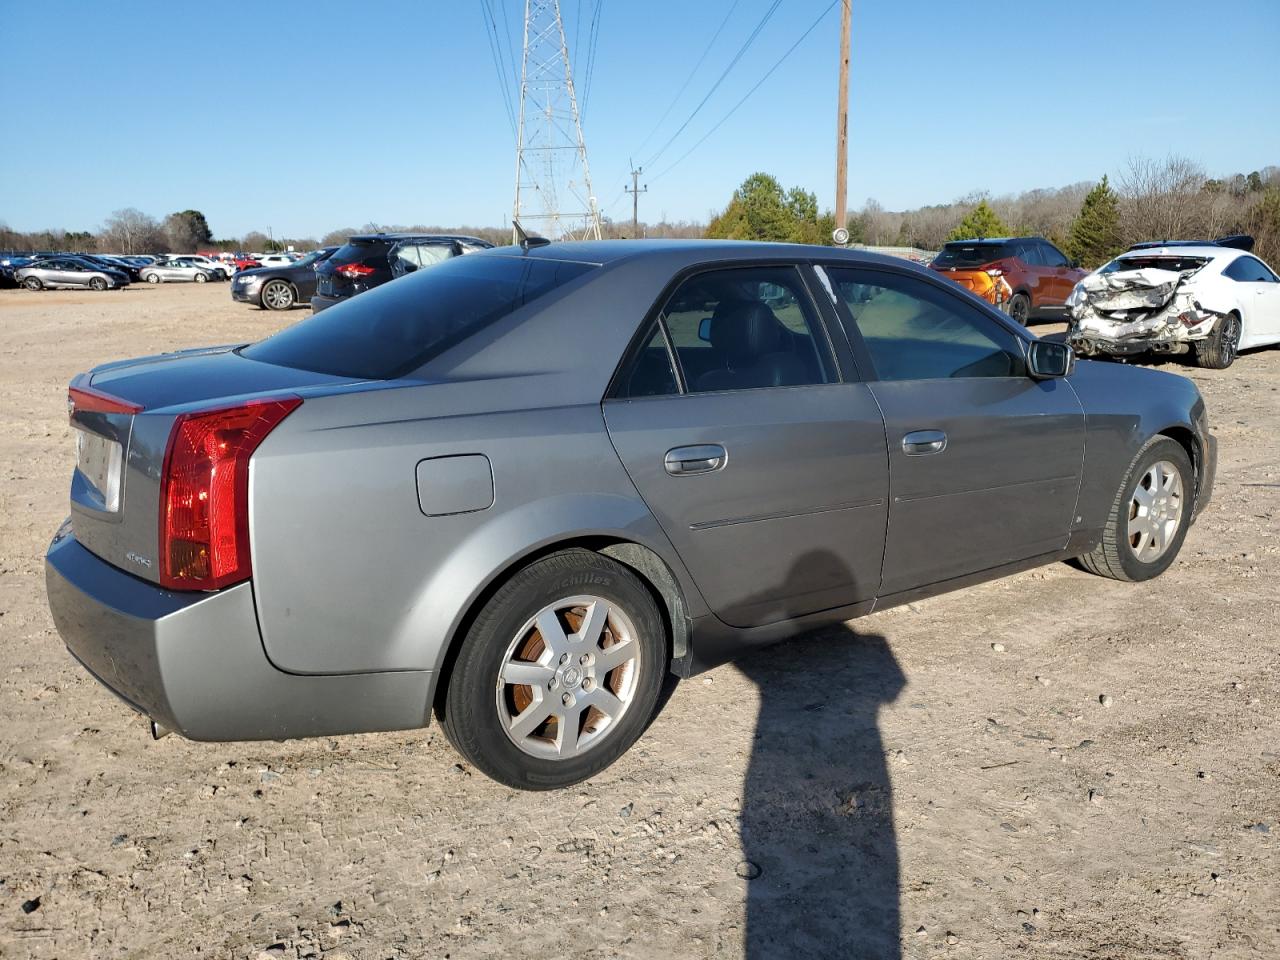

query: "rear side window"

left=1223, top=256, right=1278, bottom=282
left=931, top=243, right=1009, bottom=269
left=242, top=255, right=594, bottom=379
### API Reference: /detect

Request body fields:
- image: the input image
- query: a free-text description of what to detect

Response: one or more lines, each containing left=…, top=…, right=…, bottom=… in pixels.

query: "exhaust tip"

left=149, top=719, right=171, bottom=740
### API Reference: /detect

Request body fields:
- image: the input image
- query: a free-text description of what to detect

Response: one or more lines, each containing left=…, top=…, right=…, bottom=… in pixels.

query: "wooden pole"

left=834, top=0, right=851, bottom=238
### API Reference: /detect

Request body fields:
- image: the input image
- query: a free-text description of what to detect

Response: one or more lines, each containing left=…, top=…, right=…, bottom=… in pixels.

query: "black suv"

left=231, top=246, right=338, bottom=311
left=311, top=233, right=495, bottom=313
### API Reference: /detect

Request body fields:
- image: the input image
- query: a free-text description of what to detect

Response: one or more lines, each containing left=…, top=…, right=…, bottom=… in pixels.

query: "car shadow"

left=727, top=551, right=906, bottom=958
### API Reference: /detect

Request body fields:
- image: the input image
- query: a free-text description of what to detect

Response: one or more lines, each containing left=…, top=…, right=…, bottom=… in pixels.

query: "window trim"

left=813, top=262, right=1032, bottom=383
left=605, top=260, right=846, bottom=400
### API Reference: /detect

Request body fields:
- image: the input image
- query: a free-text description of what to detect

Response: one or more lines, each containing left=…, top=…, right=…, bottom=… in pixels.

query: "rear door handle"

left=902, top=430, right=947, bottom=456
left=664, top=444, right=727, bottom=476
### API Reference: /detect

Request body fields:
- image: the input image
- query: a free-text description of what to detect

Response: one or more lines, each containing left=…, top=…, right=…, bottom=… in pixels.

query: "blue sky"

left=2, top=0, right=1277, bottom=238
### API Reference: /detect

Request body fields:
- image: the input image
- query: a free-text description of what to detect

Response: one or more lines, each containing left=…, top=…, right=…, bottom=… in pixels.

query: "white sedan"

left=1066, top=239, right=1280, bottom=368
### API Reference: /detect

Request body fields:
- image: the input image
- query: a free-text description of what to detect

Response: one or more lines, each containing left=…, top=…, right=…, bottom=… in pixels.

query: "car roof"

left=347, top=233, right=495, bottom=245
left=1116, top=245, right=1236, bottom=260
left=469, top=238, right=924, bottom=273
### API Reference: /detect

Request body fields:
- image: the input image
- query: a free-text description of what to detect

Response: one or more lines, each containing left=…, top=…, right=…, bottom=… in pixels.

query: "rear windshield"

left=1101, top=256, right=1209, bottom=275
left=328, top=239, right=387, bottom=265
left=931, top=242, right=1009, bottom=269
left=242, top=254, right=595, bottom=379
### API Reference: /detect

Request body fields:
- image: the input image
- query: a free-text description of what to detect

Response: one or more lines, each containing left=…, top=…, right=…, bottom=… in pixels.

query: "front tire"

left=1195, top=313, right=1240, bottom=369
left=1077, top=436, right=1194, bottom=582
left=1008, top=292, right=1031, bottom=325
left=24, top=276, right=42, bottom=290
left=146, top=273, right=160, bottom=284
left=261, top=279, right=295, bottom=310
left=194, top=272, right=208, bottom=284
left=89, top=277, right=107, bottom=291
left=442, top=550, right=666, bottom=790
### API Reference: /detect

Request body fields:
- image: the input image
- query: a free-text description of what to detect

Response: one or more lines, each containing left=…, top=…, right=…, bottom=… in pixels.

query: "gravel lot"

left=1, top=283, right=1277, bottom=959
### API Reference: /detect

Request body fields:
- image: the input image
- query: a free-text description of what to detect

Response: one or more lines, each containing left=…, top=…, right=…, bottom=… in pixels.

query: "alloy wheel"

left=496, top=595, right=642, bottom=760
left=1127, top=459, right=1184, bottom=562
left=262, top=280, right=294, bottom=310
left=1221, top=315, right=1240, bottom=365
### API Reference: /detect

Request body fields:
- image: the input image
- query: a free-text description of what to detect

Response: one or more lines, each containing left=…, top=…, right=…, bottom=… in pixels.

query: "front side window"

left=825, top=268, right=1025, bottom=381
left=655, top=266, right=834, bottom=395
left=1040, top=243, right=1070, bottom=267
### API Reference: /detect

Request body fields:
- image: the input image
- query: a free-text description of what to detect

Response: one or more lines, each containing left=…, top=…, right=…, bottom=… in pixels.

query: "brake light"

left=68, top=385, right=143, bottom=419
left=335, top=262, right=375, bottom=280
left=985, top=267, right=1004, bottom=278
left=158, top=396, right=301, bottom=591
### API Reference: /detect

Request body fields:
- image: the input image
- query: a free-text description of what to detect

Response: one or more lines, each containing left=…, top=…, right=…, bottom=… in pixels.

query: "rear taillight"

left=68, top=385, right=143, bottom=419
left=158, top=396, right=301, bottom=591
left=335, top=262, right=375, bottom=280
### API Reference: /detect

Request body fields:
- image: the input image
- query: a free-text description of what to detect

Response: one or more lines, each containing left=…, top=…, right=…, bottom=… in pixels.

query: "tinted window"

left=616, top=325, right=679, bottom=398
left=931, top=242, right=1009, bottom=269
left=1101, top=255, right=1208, bottom=275
left=825, top=268, right=1025, bottom=380
left=1224, top=256, right=1278, bottom=282
left=243, top=255, right=593, bottom=380
left=657, top=266, right=834, bottom=394
left=328, top=239, right=388, bottom=266
left=1039, top=243, right=1070, bottom=267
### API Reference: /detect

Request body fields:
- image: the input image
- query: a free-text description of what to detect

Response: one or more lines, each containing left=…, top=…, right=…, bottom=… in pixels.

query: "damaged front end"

left=1066, top=266, right=1226, bottom=358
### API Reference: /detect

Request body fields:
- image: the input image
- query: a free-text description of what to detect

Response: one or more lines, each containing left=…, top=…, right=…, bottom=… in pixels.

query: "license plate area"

left=76, top=428, right=123, bottom=512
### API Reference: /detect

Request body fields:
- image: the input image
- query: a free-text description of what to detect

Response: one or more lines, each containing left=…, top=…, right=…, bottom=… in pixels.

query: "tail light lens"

left=159, top=396, right=301, bottom=591
left=335, top=262, right=375, bottom=279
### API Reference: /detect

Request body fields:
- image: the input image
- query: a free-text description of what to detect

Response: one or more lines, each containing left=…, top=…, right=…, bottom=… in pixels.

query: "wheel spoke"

left=502, top=660, right=554, bottom=686
left=556, top=705, right=582, bottom=757
left=595, top=637, right=637, bottom=674
left=583, top=686, right=624, bottom=720
left=575, top=599, right=610, bottom=646
left=508, top=694, right=555, bottom=740
left=1132, top=484, right=1155, bottom=509
left=536, top=609, right=569, bottom=658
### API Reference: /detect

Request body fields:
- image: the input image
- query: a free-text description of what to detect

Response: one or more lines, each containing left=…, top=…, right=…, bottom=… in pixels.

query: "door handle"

left=664, top=444, right=727, bottom=476
left=902, top=430, right=947, bottom=456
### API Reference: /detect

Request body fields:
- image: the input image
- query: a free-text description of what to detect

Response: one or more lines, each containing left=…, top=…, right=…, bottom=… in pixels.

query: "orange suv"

left=929, top=237, right=1087, bottom=324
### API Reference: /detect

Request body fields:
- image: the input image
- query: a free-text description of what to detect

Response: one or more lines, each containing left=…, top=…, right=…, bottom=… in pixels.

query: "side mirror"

left=698, top=316, right=712, bottom=342
left=1068, top=258, right=1081, bottom=268
left=1028, top=339, right=1075, bottom=379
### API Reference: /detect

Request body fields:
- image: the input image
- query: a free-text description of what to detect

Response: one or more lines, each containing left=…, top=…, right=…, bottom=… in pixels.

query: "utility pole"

left=833, top=0, right=852, bottom=245
left=625, top=165, right=647, bottom=238
left=512, top=0, right=602, bottom=242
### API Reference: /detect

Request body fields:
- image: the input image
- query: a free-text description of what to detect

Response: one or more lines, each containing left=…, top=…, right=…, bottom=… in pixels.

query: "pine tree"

left=1065, top=176, right=1124, bottom=268
left=945, top=200, right=1009, bottom=242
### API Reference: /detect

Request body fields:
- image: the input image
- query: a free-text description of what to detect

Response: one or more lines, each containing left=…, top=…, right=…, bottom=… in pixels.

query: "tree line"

left=3, top=156, right=1276, bottom=269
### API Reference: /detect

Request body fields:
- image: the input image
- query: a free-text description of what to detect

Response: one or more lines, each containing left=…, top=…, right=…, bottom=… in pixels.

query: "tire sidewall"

left=1009, top=293, right=1031, bottom=325
left=445, top=551, right=665, bottom=790
left=264, top=280, right=293, bottom=310
left=1114, top=438, right=1194, bottom=581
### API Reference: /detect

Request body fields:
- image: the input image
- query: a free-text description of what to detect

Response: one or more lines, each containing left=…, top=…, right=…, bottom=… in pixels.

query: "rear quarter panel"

left=1067, top=360, right=1207, bottom=532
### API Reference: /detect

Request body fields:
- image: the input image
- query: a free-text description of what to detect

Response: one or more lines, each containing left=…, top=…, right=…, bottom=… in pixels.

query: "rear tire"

left=1194, top=312, right=1240, bottom=369
left=24, top=276, right=42, bottom=290
left=1076, top=436, right=1193, bottom=582
left=1008, top=292, right=1031, bottom=325
left=442, top=550, right=667, bottom=790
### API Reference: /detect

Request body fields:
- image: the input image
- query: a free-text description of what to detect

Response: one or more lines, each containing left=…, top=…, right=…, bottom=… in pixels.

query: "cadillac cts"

left=46, top=240, right=1216, bottom=789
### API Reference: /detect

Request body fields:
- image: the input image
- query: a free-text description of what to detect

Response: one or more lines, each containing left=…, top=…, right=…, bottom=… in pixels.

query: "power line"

left=479, top=0, right=518, bottom=136
left=580, top=0, right=603, bottom=123
left=632, top=0, right=742, bottom=159
left=651, top=0, right=840, bottom=182
left=641, top=0, right=783, bottom=169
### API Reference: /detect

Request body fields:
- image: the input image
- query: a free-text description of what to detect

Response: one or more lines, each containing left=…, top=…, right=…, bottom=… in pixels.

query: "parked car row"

left=0, top=249, right=325, bottom=291
left=926, top=233, right=1280, bottom=368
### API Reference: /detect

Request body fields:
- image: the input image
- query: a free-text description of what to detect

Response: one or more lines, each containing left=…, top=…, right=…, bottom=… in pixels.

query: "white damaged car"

left=1066, top=238, right=1280, bottom=368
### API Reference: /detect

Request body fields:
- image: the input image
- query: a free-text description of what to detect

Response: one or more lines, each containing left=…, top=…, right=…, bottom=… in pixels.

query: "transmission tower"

left=513, top=0, right=601, bottom=241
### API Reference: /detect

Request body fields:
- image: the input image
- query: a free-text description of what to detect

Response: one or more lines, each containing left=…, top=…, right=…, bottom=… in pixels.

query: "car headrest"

left=707, top=300, right=786, bottom=365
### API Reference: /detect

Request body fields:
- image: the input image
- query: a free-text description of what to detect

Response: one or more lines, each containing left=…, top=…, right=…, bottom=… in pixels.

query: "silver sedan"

left=139, top=261, right=217, bottom=284
left=16, top=257, right=130, bottom=290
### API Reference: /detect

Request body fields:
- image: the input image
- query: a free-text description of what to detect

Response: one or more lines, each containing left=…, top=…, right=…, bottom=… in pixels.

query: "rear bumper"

left=45, top=526, right=432, bottom=741
left=1068, top=331, right=1197, bottom=357
left=310, top=293, right=342, bottom=313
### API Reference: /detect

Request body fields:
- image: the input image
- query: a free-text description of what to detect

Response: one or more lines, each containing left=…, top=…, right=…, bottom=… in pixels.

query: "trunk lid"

left=68, top=346, right=359, bottom=585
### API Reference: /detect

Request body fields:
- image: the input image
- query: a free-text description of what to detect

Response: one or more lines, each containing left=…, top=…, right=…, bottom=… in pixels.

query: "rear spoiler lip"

left=69, top=376, right=144, bottom=416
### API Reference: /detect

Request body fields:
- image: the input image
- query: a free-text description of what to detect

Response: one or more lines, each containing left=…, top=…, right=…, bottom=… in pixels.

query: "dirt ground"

left=0, top=282, right=1276, bottom=960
